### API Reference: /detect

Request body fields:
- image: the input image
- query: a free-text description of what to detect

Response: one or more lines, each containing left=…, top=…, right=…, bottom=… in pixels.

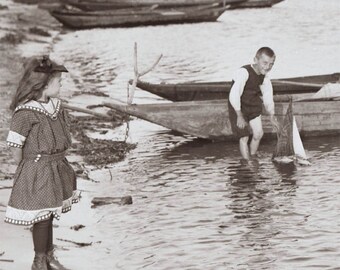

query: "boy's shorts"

left=228, top=101, right=262, bottom=139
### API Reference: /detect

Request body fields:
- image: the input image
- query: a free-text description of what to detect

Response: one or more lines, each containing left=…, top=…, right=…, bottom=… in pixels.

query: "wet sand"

left=0, top=2, right=132, bottom=269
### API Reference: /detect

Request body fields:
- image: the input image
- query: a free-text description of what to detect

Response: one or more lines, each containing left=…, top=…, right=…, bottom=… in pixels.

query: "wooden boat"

left=229, top=0, right=284, bottom=9
left=50, top=6, right=228, bottom=29
left=135, top=73, right=340, bottom=101
left=104, top=98, right=340, bottom=140
left=62, top=0, right=246, bottom=11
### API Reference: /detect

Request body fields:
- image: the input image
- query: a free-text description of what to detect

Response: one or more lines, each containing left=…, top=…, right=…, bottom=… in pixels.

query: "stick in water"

left=127, top=42, right=162, bottom=104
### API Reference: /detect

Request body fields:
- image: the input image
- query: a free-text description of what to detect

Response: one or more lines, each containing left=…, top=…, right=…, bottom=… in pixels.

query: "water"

left=52, top=0, right=340, bottom=269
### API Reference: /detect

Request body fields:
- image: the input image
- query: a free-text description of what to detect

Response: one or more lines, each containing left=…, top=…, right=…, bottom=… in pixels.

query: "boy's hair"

left=255, top=47, right=275, bottom=59
left=10, top=56, right=64, bottom=111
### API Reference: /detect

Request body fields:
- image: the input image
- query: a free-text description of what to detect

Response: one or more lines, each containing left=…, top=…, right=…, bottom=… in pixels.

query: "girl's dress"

left=5, top=98, right=80, bottom=226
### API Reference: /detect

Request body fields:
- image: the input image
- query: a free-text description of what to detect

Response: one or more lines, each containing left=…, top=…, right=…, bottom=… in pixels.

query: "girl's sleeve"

left=60, top=106, right=73, bottom=145
left=7, top=110, right=33, bottom=148
left=61, top=106, right=71, bottom=127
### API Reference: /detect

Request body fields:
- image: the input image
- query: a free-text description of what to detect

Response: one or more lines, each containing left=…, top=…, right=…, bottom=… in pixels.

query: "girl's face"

left=45, top=73, right=62, bottom=98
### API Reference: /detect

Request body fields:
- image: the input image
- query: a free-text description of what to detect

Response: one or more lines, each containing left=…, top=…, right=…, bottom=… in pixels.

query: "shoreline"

left=0, top=2, right=133, bottom=269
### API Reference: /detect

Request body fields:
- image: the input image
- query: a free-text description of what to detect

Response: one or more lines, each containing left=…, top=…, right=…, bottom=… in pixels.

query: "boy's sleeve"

left=229, top=68, right=249, bottom=111
left=260, top=76, right=275, bottom=115
left=7, top=110, right=33, bottom=148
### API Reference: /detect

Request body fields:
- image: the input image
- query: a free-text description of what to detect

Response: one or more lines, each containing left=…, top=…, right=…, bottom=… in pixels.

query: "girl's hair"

left=10, top=57, right=58, bottom=111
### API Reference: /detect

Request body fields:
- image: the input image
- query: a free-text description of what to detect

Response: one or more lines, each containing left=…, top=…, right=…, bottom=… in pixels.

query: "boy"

left=228, top=47, right=279, bottom=160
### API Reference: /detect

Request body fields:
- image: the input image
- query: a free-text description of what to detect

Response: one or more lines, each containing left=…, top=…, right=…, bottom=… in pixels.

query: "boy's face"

left=254, top=53, right=275, bottom=75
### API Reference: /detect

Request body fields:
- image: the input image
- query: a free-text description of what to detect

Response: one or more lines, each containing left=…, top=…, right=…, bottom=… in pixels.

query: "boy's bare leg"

left=249, top=116, right=264, bottom=156
left=239, top=136, right=250, bottom=160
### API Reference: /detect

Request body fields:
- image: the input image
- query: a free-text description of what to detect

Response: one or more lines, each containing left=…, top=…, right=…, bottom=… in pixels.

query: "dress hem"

left=4, top=192, right=80, bottom=226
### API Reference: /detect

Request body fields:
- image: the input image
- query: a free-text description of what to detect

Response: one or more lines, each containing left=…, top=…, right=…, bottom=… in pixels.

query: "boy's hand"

left=237, top=115, right=247, bottom=129
left=270, top=115, right=280, bottom=132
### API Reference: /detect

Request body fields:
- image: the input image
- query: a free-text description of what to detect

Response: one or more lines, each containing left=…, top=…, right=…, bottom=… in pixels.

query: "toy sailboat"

left=273, top=101, right=310, bottom=165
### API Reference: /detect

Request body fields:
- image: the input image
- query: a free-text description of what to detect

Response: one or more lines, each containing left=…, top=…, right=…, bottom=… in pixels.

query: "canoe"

left=50, top=6, right=228, bottom=29
left=62, top=0, right=246, bottom=11
left=229, top=0, right=284, bottom=9
left=135, top=73, right=340, bottom=101
left=104, top=98, right=340, bottom=140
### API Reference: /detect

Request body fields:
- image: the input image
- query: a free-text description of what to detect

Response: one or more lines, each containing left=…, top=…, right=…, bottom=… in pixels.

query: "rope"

left=123, top=82, right=131, bottom=142
left=123, top=42, right=163, bottom=142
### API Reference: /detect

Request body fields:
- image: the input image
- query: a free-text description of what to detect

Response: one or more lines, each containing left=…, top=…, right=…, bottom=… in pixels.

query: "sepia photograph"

left=0, top=0, right=339, bottom=269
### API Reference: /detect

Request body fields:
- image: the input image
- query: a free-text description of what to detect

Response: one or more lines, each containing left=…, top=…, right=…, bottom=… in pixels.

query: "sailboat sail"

left=292, top=116, right=307, bottom=159
left=273, top=101, right=309, bottom=163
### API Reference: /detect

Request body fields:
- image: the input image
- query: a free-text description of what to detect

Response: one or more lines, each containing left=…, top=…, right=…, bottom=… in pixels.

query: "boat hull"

left=104, top=99, right=340, bottom=140
left=230, top=0, right=284, bottom=9
left=50, top=7, right=227, bottom=29
left=136, top=73, right=340, bottom=101
left=63, top=0, right=245, bottom=11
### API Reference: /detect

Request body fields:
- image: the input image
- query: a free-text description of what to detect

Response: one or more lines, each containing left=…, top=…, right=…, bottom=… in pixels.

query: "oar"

left=272, top=80, right=324, bottom=88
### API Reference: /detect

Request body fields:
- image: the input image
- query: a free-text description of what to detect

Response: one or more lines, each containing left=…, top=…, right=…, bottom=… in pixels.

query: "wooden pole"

left=63, top=103, right=112, bottom=120
left=127, top=42, right=139, bottom=104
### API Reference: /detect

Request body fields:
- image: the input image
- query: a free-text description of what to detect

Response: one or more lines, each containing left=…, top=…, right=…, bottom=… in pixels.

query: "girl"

left=5, top=55, right=80, bottom=270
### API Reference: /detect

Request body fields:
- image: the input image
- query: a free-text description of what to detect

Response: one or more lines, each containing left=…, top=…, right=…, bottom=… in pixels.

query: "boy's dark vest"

left=240, top=65, right=265, bottom=108
left=229, top=65, right=265, bottom=110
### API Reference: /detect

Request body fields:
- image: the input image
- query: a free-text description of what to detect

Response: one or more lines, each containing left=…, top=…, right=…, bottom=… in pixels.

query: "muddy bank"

left=0, top=1, right=134, bottom=181
left=68, top=113, right=136, bottom=173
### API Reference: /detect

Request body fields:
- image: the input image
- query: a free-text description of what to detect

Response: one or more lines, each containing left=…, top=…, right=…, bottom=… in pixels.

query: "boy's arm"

left=260, top=76, right=275, bottom=115
left=260, top=78, right=279, bottom=130
left=229, top=68, right=248, bottom=128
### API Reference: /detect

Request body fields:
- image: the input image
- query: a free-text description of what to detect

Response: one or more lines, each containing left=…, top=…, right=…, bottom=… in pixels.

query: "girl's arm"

left=11, top=148, right=22, bottom=164
left=7, top=111, right=32, bottom=163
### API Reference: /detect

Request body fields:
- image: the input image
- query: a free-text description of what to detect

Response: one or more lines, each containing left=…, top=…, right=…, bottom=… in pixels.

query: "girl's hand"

left=11, top=148, right=22, bottom=164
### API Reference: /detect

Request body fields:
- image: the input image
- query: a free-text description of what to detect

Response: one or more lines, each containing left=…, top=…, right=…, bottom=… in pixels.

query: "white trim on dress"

left=5, top=190, right=81, bottom=226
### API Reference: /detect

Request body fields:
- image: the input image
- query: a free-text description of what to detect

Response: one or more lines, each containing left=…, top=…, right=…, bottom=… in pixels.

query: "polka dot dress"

left=5, top=98, right=80, bottom=226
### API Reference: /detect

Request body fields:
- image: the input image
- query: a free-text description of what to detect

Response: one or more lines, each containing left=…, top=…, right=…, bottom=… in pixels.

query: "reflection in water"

left=273, top=162, right=297, bottom=183
left=225, top=160, right=298, bottom=269
left=163, top=138, right=239, bottom=161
